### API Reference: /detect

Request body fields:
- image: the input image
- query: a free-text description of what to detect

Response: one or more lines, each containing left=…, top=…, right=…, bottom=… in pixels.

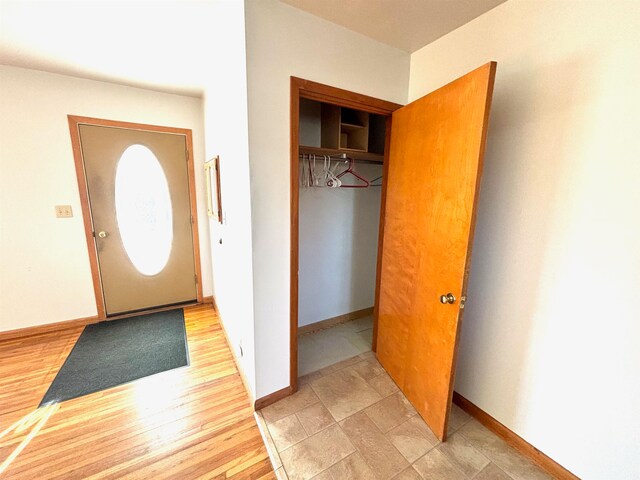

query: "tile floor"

left=298, top=316, right=374, bottom=376
left=256, top=350, right=553, bottom=480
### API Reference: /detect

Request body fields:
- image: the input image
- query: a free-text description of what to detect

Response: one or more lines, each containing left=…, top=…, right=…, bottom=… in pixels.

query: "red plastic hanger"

left=336, top=158, right=369, bottom=188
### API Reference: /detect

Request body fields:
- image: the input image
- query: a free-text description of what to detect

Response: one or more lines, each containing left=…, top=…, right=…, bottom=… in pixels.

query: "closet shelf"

left=299, top=145, right=383, bottom=164
left=340, top=122, right=366, bottom=129
left=340, top=147, right=368, bottom=153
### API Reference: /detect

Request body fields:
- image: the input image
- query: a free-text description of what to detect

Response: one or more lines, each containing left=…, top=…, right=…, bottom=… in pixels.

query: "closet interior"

left=297, top=98, right=387, bottom=377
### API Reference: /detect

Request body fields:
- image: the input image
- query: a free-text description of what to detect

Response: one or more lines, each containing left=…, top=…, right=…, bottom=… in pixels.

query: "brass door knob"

left=440, top=293, right=456, bottom=304
left=97, top=231, right=108, bottom=238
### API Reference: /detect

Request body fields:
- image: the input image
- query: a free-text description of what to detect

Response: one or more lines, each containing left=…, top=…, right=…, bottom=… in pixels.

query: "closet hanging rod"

left=299, top=152, right=347, bottom=159
left=298, top=152, right=382, bottom=166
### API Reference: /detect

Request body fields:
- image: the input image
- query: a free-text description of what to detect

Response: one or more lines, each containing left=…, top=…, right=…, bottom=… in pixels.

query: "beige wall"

left=244, top=0, right=409, bottom=398
left=409, top=1, right=640, bottom=478
left=0, top=66, right=212, bottom=332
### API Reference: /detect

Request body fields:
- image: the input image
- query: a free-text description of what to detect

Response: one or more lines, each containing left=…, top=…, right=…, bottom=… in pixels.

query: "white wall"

left=409, top=1, right=640, bottom=478
left=202, top=1, right=257, bottom=396
left=0, top=65, right=212, bottom=332
left=298, top=101, right=383, bottom=326
left=244, top=0, right=409, bottom=398
left=298, top=164, right=382, bottom=327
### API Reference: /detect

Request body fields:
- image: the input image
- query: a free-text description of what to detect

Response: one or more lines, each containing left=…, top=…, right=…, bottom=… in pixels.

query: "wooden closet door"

left=376, top=62, right=496, bottom=440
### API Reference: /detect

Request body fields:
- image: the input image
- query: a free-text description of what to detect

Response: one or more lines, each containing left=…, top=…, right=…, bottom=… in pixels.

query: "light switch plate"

left=55, top=205, right=73, bottom=218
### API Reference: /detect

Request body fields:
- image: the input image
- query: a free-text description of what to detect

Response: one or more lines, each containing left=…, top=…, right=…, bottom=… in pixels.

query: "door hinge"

left=190, top=214, right=194, bottom=225
left=460, top=296, right=467, bottom=309
left=194, top=274, right=198, bottom=284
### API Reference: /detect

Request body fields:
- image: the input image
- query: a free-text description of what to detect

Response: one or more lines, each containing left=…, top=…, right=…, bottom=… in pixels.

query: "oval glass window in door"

left=115, top=144, right=173, bottom=276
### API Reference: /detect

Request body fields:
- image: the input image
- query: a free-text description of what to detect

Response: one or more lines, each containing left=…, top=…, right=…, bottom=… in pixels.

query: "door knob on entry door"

left=440, top=293, right=456, bottom=304
left=97, top=231, right=109, bottom=238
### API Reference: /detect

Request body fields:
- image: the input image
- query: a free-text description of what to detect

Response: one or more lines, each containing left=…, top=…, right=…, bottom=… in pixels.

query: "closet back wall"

left=298, top=165, right=382, bottom=327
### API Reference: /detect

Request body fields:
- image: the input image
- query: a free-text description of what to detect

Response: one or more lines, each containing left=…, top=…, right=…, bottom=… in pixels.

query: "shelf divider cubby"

left=339, top=107, right=369, bottom=151
left=321, top=103, right=340, bottom=149
left=298, top=99, right=386, bottom=164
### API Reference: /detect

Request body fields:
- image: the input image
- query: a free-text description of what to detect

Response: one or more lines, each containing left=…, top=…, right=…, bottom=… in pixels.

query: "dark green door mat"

left=40, top=308, right=189, bottom=406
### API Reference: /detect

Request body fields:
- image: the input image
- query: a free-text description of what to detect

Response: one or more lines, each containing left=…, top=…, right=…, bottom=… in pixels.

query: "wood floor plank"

left=0, top=305, right=275, bottom=479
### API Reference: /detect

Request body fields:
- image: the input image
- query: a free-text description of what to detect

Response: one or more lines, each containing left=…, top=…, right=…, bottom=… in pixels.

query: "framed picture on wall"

left=204, top=155, right=223, bottom=223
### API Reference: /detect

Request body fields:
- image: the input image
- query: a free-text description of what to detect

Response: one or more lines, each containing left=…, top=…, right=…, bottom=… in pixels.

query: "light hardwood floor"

left=0, top=304, right=275, bottom=479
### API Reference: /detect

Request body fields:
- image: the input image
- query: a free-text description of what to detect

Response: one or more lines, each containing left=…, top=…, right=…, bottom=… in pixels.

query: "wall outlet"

left=55, top=205, right=73, bottom=218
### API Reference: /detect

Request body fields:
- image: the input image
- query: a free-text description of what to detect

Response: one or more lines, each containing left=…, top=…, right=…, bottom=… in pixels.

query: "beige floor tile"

left=280, top=424, right=356, bottom=480
left=436, top=432, right=489, bottom=477
left=359, top=351, right=377, bottom=361
left=392, top=467, right=423, bottom=480
left=310, top=471, right=333, bottom=480
left=340, top=411, right=409, bottom=480
left=343, top=329, right=373, bottom=352
left=328, top=452, right=376, bottom=479
left=458, top=419, right=552, bottom=480
left=269, top=414, right=309, bottom=452
left=298, top=317, right=373, bottom=376
left=387, top=416, right=439, bottom=463
left=299, top=371, right=323, bottom=386
left=351, top=358, right=385, bottom=381
left=254, top=410, right=283, bottom=469
left=262, top=385, right=320, bottom=424
left=350, top=315, right=374, bottom=332
left=474, top=462, right=514, bottom=480
left=283, top=347, right=545, bottom=480
left=447, top=404, right=471, bottom=434
left=297, top=402, right=335, bottom=436
left=319, top=355, right=363, bottom=376
left=311, top=368, right=382, bottom=422
left=298, top=334, right=364, bottom=376
left=275, top=466, right=290, bottom=480
left=358, top=327, right=373, bottom=344
left=365, top=392, right=417, bottom=433
left=367, top=371, right=399, bottom=397
left=412, top=448, right=466, bottom=480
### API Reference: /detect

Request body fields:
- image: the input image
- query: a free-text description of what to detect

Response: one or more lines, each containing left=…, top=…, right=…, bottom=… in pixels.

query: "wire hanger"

left=300, top=154, right=309, bottom=188
left=336, top=157, right=369, bottom=188
left=370, top=175, right=383, bottom=187
left=324, top=155, right=341, bottom=188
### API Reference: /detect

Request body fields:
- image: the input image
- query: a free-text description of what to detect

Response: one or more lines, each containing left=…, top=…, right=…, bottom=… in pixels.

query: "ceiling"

left=0, top=0, right=506, bottom=97
left=279, top=0, right=507, bottom=52
left=0, top=0, right=215, bottom=97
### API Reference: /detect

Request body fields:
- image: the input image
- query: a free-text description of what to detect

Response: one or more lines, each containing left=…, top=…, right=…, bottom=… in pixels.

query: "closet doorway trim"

left=289, top=77, right=402, bottom=393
